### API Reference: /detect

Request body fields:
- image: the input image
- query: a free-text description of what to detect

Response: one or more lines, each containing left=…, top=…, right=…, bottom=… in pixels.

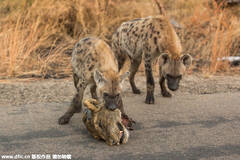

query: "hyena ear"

left=181, top=54, right=192, bottom=68
left=119, top=71, right=129, bottom=83
left=94, top=70, right=107, bottom=87
left=159, top=53, right=169, bottom=66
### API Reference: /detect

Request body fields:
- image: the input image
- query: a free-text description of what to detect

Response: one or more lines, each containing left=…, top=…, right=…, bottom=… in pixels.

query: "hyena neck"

left=152, top=16, right=182, bottom=59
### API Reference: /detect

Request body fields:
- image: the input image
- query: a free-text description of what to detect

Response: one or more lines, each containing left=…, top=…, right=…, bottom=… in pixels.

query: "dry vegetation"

left=0, top=0, right=239, bottom=79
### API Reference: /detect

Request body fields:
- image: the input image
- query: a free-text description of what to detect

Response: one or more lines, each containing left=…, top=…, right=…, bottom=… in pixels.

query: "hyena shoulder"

left=72, top=37, right=118, bottom=76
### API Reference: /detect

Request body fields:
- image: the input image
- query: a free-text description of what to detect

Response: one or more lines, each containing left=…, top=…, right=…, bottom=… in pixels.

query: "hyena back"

left=112, top=15, right=192, bottom=104
left=58, top=37, right=129, bottom=125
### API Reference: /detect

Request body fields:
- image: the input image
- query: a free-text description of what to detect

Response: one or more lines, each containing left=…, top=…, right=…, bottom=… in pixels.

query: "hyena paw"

left=145, top=93, right=155, bottom=104
left=132, top=88, right=141, bottom=94
left=162, top=91, right=172, bottom=97
left=122, top=114, right=136, bottom=130
left=58, top=115, right=71, bottom=125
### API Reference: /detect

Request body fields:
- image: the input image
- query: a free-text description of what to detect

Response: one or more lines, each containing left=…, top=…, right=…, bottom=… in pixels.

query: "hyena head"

left=159, top=53, right=192, bottom=91
left=93, top=69, right=129, bottom=111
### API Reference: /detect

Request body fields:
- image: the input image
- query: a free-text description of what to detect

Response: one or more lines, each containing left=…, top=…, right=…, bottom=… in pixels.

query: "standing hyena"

left=112, top=15, right=192, bottom=104
left=58, top=37, right=129, bottom=125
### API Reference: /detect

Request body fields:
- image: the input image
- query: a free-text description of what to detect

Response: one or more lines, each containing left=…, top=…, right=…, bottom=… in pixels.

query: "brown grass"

left=169, top=0, right=240, bottom=73
left=0, top=0, right=239, bottom=78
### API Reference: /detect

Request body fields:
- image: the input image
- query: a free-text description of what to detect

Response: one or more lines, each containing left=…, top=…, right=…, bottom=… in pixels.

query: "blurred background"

left=0, top=0, right=239, bottom=79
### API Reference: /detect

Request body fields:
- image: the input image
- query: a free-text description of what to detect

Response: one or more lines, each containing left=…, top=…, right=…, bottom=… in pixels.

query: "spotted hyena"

left=58, top=37, right=129, bottom=125
left=112, top=15, right=192, bottom=104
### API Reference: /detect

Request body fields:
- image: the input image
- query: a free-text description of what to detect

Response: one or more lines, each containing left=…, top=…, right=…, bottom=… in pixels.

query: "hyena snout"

left=159, top=53, right=192, bottom=92
left=103, top=93, right=120, bottom=111
left=107, top=103, right=117, bottom=111
left=166, top=74, right=182, bottom=91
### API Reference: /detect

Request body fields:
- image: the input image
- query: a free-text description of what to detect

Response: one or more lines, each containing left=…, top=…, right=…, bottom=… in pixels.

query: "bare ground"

left=0, top=74, right=240, bottom=106
left=0, top=74, right=240, bottom=160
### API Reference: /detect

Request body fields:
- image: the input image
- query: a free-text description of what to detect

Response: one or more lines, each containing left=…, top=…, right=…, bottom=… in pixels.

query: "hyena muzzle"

left=112, top=15, right=192, bottom=104
left=58, top=37, right=129, bottom=125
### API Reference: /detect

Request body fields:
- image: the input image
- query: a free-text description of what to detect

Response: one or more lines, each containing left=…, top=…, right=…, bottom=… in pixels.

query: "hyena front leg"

left=129, top=58, right=142, bottom=94
left=90, top=83, right=97, bottom=99
left=73, top=73, right=78, bottom=89
left=144, top=53, right=155, bottom=104
left=58, top=77, right=87, bottom=125
left=159, top=76, right=172, bottom=97
left=159, top=69, right=172, bottom=97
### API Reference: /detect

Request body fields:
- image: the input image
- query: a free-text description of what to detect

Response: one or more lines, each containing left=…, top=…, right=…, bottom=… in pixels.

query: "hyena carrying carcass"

left=112, top=15, right=192, bottom=104
left=58, top=37, right=130, bottom=125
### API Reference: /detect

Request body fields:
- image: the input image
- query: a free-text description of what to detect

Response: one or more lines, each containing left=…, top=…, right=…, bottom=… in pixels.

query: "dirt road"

left=0, top=74, right=240, bottom=160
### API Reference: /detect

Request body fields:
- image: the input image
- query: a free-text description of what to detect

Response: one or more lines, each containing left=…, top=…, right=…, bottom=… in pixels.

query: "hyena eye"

left=115, top=93, right=120, bottom=98
left=166, top=74, right=174, bottom=79
left=103, top=93, right=109, bottom=97
left=167, top=74, right=182, bottom=80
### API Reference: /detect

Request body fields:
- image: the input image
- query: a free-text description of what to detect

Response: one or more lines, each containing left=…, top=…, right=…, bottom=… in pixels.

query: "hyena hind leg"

left=115, top=51, right=127, bottom=71
left=129, top=58, right=142, bottom=94
left=58, top=83, right=87, bottom=125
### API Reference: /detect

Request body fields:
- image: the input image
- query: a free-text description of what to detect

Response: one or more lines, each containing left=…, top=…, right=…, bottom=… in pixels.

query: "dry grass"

left=0, top=0, right=239, bottom=78
left=179, top=0, right=240, bottom=73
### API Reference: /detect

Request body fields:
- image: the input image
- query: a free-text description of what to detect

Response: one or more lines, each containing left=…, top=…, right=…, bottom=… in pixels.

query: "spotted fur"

left=112, top=15, right=192, bottom=104
left=58, top=37, right=129, bottom=125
